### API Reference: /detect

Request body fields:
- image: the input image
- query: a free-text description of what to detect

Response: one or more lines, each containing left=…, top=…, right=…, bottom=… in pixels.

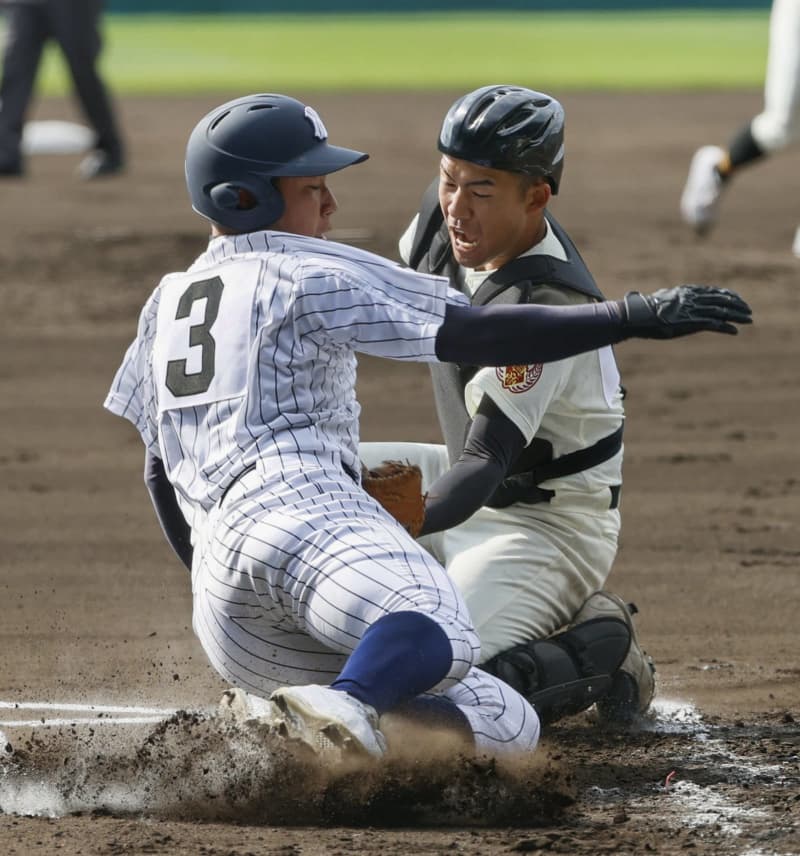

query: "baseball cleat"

left=0, top=729, right=10, bottom=754
left=217, top=687, right=277, bottom=723
left=269, top=684, right=387, bottom=760
left=680, top=145, right=726, bottom=234
left=792, top=225, right=800, bottom=260
left=572, top=591, right=656, bottom=724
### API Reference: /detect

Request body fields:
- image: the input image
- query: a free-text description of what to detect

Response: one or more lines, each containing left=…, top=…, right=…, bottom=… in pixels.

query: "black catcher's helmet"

left=185, top=93, right=368, bottom=232
left=438, top=85, right=565, bottom=194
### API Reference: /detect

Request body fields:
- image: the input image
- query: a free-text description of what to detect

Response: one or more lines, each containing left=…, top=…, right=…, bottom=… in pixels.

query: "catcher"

left=361, top=85, right=735, bottom=727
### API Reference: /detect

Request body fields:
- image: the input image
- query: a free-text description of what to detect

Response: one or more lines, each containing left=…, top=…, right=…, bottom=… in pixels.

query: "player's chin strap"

left=480, top=617, right=632, bottom=725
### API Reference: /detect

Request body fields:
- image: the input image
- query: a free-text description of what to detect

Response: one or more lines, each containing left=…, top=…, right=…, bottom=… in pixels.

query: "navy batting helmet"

left=438, top=85, right=565, bottom=194
left=185, top=94, right=368, bottom=232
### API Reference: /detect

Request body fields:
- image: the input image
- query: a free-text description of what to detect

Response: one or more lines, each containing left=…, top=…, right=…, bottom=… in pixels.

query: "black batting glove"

left=622, top=285, right=753, bottom=338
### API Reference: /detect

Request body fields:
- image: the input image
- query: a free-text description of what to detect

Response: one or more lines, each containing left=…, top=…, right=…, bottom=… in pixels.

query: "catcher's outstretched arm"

left=435, top=285, right=752, bottom=366
left=421, top=397, right=525, bottom=536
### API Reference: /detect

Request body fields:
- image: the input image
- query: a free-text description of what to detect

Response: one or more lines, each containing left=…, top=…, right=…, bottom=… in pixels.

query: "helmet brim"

left=276, top=141, right=369, bottom=177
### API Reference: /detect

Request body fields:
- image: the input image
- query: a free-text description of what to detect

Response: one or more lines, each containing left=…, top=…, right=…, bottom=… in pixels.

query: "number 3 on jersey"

left=152, top=258, right=260, bottom=411
left=165, top=276, right=223, bottom=397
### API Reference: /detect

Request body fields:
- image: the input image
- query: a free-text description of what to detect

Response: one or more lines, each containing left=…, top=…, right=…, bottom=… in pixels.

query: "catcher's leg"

left=480, top=617, right=631, bottom=726
left=443, top=502, right=620, bottom=660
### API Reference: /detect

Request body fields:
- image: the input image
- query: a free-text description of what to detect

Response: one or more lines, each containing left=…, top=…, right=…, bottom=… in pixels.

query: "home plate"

left=22, top=120, right=94, bottom=155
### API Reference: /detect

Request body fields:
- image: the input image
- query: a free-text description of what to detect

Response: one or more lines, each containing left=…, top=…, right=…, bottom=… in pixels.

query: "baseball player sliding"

left=105, top=94, right=751, bottom=761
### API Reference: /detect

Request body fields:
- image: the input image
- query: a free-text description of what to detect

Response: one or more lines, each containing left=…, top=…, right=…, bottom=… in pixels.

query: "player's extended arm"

left=435, top=285, right=752, bottom=365
left=144, top=449, right=193, bottom=571
left=420, top=396, right=526, bottom=536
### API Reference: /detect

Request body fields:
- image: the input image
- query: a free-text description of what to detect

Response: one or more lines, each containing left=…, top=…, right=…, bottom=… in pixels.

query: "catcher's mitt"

left=361, top=459, right=425, bottom=538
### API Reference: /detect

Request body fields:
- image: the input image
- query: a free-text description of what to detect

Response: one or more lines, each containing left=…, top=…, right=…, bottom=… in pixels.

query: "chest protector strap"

left=409, top=177, right=623, bottom=506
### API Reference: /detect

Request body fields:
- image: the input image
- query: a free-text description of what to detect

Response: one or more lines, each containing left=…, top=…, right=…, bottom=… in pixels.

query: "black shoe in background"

left=78, top=148, right=124, bottom=179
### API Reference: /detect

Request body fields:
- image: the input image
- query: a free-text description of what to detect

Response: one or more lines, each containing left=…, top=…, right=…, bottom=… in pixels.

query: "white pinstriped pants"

left=190, top=461, right=540, bottom=754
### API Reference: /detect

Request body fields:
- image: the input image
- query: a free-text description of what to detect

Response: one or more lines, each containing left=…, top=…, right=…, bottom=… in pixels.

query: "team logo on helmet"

left=304, top=106, right=328, bottom=141
left=496, top=363, right=543, bottom=393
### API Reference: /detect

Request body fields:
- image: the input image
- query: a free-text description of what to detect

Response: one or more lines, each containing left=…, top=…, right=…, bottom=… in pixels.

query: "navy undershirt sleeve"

left=435, top=300, right=626, bottom=365
left=420, top=396, right=526, bottom=535
left=144, top=449, right=193, bottom=571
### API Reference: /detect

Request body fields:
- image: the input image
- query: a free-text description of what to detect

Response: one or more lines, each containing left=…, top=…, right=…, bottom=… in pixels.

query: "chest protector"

left=408, top=178, right=623, bottom=506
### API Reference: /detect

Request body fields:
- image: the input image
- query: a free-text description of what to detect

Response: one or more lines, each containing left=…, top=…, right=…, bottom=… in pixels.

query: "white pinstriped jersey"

left=104, top=228, right=541, bottom=754
left=104, top=231, right=467, bottom=513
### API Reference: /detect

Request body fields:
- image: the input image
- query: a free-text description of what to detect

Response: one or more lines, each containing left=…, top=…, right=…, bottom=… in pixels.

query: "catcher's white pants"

left=190, top=460, right=540, bottom=754
left=359, top=442, right=620, bottom=661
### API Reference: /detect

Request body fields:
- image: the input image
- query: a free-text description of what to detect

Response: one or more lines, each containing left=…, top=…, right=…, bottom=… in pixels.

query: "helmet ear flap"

left=208, top=182, right=249, bottom=211
left=204, top=178, right=284, bottom=230
left=208, top=181, right=268, bottom=211
left=208, top=182, right=244, bottom=211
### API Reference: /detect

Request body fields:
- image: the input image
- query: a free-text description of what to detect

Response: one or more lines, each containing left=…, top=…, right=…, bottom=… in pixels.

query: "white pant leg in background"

left=752, top=0, right=800, bottom=151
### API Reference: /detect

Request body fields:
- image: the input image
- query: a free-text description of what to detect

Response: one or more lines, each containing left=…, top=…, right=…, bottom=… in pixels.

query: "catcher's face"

left=438, top=155, right=550, bottom=270
left=272, top=175, right=338, bottom=238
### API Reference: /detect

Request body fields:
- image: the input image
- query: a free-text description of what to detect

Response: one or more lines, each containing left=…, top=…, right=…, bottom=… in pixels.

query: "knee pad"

left=480, top=617, right=631, bottom=725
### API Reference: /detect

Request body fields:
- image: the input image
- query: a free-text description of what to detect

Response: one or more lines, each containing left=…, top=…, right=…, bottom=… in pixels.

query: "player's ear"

left=525, top=178, right=551, bottom=213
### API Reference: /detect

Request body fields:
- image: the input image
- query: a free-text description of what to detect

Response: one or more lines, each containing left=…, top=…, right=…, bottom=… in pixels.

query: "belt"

left=219, top=462, right=257, bottom=506
left=218, top=459, right=361, bottom=507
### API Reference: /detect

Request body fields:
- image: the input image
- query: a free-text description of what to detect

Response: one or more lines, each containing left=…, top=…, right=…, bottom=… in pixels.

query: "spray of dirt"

left=0, top=710, right=575, bottom=826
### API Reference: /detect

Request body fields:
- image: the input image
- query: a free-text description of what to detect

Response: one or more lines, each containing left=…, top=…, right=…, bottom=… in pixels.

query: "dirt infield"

left=0, top=91, right=798, bottom=855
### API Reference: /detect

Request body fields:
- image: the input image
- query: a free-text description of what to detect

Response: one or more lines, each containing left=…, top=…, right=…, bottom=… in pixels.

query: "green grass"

left=29, top=11, right=769, bottom=94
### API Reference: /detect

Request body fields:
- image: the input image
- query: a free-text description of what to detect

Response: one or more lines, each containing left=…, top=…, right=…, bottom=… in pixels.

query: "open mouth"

left=450, top=226, right=478, bottom=252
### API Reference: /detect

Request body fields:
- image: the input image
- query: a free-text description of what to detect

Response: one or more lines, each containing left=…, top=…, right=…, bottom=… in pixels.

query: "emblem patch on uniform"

left=496, top=363, right=543, bottom=393
left=304, top=106, right=327, bottom=141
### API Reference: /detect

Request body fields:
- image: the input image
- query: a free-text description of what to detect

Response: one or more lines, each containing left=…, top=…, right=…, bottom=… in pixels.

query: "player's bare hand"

left=623, top=285, right=753, bottom=338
